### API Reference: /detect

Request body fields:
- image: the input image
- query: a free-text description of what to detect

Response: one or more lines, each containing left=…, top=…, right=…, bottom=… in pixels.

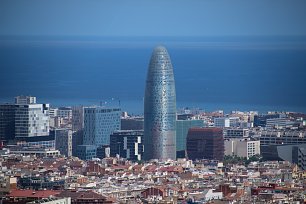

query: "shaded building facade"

left=144, top=46, right=176, bottom=160
left=0, top=104, right=15, bottom=142
left=110, top=130, right=144, bottom=161
left=83, top=107, right=121, bottom=146
left=187, top=128, right=224, bottom=161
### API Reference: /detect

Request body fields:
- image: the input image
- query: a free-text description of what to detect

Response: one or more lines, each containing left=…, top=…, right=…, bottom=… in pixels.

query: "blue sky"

left=1, top=0, right=306, bottom=37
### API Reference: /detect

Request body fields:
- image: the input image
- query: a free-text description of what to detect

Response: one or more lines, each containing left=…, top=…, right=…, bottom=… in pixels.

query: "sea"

left=0, top=36, right=306, bottom=115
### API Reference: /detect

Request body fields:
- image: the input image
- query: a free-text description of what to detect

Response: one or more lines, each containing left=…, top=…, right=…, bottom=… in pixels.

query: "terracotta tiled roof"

left=7, top=190, right=61, bottom=198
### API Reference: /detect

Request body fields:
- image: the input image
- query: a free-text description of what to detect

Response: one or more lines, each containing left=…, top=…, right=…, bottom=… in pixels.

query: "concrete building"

left=15, top=103, right=50, bottom=139
left=144, top=46, right=177, bottom=160
left=49, top=108, right=58, bottom=117
left=214, top=117, right=239, bottom=128
left=27, top=197, right=71, bottom=204
left=9, top=147, right=60, bottom=157
left=224, top=139, right=260, bottom=159
left=57, top=107, right=72, bottom=120
left=53, top=129, right=72, bottom=157
left=15, top=96, right=36, bottom=105
left=223, top=128, right=249, bottom=139
left=83, top=107, right=121, bottom=146
left=256, top=130, right=306, bottom=145
left=110, top=130, right=144, bottom=161
left=254, top=113, right=280, bottom=127
left=266, top=117, right=290, bottom=129
left=72, top=106, right=84, bottom=132
left=261, top=144, right=306, bottom=170
left=186, top=128, right=224, bottom=161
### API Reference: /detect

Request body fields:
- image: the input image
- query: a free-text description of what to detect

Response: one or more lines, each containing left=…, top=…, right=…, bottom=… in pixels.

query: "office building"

left=254, top=113, right=280, bottom=127
left=15, top=96, right=36, bottom=105
left=72, top=106, right=84, bottom=132
left=97, top=145, right=110, bottom=159
left=255, top=130, right=306, bottom=145
left=72, top=130, right=83, bottom=157
left=57, top=107, right=72, bottom=120
left=0, top=104, right=15, bottom=141
left=144, top=46, right=177, bottom=160
left=214, top=117, right=239, bottom=128
left=261, top=144, right=306, bottom=170
left=176, top=119, right=204, bottom=152
left=110, top=130, right=144, bottom=161
left=186, top=128, right=224, bottom=161
left=76, top=145, right=97, bottom=160
left=224, top=139, right=260, bottom=159
left=266, top=117, right=290, bottom=129
left=223, top=128, right=249, bottom=139
left=53, top=129, right=72, bottom=157
left=121, top=117, right=144, bottom=130
left=83, top=107, right=121, bottom=146
left=49, top=108, right=58, bottom=117
left=15, top=103, right=50, bottom=139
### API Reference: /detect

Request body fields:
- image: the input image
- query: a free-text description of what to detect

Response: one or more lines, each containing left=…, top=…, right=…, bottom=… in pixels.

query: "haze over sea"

left=1, top=36, right=306, bottom=115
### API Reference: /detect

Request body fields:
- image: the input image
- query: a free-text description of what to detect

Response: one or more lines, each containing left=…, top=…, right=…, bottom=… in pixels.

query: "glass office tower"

left=144, top=46, right=176, bottom=160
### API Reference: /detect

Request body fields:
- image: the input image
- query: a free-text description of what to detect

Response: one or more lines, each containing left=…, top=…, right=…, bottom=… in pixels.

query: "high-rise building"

left=0, top=97, right=50, bottom=143
left=144, top=46, right=177, bottom=160
left=15, top=103, right=50, bottom=139
left=176, top=119, right=204, bottom=153
left=53, top=128, right=72, bottom=157
left=76, top=145, right=97, bottom=160
left=186, top=128, right=224, bottom=161
left=0, top=104, right=15, bottom=142
left=72, top=106, right=84, bottom=132
left=83, top=107, right=121, bottom=146
left=110, top=130, right=144, bottom=161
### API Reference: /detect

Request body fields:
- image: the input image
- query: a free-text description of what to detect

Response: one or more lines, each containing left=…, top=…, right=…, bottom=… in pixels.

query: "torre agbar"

left=144, top=46, right=177, bottom=160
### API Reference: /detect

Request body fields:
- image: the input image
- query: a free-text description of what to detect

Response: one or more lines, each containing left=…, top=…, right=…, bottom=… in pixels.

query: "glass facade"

left=83, top=107, right=121, bottom=146
left=176, top=120, right=204, bottom=151
left=144, top=46, right=176, bottom=160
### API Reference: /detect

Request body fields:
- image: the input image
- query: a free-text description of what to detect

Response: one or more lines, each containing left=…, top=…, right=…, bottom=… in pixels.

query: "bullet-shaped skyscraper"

left=144, top=46, right=176, bottom=160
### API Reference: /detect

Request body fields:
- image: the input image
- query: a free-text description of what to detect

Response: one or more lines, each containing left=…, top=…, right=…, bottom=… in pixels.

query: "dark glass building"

left=144, top=46, right=176, bottom=160
left=0, top=104, right=16, bottom=142
left=186, top=128, right=224, bottom=161
left=110, top=130, right=144, bottom=161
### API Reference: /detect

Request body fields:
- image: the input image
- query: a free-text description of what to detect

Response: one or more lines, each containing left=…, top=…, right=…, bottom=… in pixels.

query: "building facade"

left=223, top=128, right=249, bottom=139
left=83, top=107, right=121, bottom=146
left=176, top=119, right=204, bottom=152
left=15, top=103, right=50, bottom=139
left=186, top=128, right=224, bottom=161
left=76, top=145, right=97, bottom=160
left=0, top=104, right=16, bottom=142
left=15, top=96, right=36, bottom=105
left=214, top=117, right=240, bottom=128
left=224, top=139, right=260, bottom=159
left=72, top=106, right=84, bottom=132
left=144, top=46, right=177, bottom=160
left=53, top=129, right=72, bottom=157
left=110, top=130, right=144, bottom=161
